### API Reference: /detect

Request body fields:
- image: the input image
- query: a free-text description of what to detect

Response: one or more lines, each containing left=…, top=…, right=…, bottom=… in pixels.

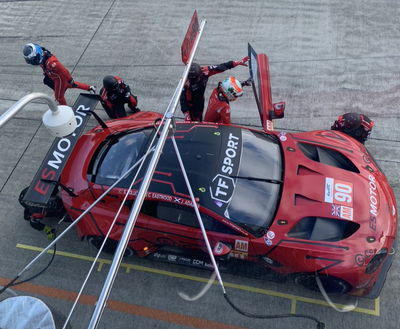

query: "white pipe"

left=0, top=93, right=58, bottom=129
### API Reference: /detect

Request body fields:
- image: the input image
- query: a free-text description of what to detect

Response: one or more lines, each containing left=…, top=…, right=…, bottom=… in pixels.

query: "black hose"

left=223, top=292, right=325, bottom=329
left=0, top=235, right=57, bottom=296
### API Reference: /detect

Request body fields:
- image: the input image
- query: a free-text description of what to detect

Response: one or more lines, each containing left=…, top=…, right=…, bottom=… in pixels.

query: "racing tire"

left=293, top=273, right=351, bottom=294
left=87, top=236, right=135, bottom=257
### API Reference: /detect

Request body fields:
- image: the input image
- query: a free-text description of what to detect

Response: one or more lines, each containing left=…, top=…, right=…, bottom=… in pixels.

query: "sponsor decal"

left=214, top=242, right=224, bottom=255
left=368, top=174, right=379, bottom=231
left=331, top=204, right=353, bottom=221
left=210, top=132, right=241, bottom=204
left=264, top=238, right=273, bottom=246
left=234, top=239, right=248, bottom=252
left=230, top=250, right=247, bottom=259
left=368, top=174, right=379, bottom=217
left=210, top=174, right=235, bottom=203
left=221, top=133, right=240, bottom=176
left=355, top=249, right=376, bottom=267
left=369, top=216, right=376, bottom=231
left=355, top=254, right=365, bottom=267
left=174, top=197, right=182, bottom=204
left=151, top=252, right=215, bottom=269
left=324, top=177, right=334, bottom=203
left=266, top=231, right=275, bottom=239
left=262, top=257, right=274, bottom=265
left=179, top=257, right=192, bottom=264
left=278, top=132, right=287, bottom=142
left=23, top=94, right=99, bottom=206
left=324, top=177, right=353, bottom=207
left=363, top=154, right=371, bottom=163
left=266, top=120, right=274, bottom=131
left=152, top=252, right=167, bottom=260
left=192, top=259, right=213, bottom=269
left=167, top=255, right=177, bottom=262
left=117, top=190, right=194, bottom=207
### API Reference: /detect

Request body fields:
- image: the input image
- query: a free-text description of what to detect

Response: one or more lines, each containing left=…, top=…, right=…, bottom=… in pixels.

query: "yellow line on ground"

left=16, top=243, right=379, bottom=316
left=290, top=299, right=297, bottom=314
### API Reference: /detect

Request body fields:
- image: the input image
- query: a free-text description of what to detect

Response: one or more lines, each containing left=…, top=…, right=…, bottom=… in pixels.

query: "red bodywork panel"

left=256, top=53, right=274, bottom=131
left=60, top=112, right=396, bottom=298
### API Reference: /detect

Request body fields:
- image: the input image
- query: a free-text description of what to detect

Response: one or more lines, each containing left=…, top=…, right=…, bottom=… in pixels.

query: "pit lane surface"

left=0, top=1, right=399, bottom=328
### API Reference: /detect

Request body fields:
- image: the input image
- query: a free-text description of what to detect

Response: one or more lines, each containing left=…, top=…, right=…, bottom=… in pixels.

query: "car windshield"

left=226, top=130, right=283, bottom=236
left=90, top=129, right=153, bottom=186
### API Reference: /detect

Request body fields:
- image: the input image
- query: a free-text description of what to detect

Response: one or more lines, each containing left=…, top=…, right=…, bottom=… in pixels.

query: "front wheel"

left=87, top=236, right=135, bottom=257
left=293, top=273, right=351, bottom=294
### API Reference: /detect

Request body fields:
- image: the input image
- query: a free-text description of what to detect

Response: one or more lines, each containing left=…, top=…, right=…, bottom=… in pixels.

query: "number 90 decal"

left=324, top=177, right=353, bottom=207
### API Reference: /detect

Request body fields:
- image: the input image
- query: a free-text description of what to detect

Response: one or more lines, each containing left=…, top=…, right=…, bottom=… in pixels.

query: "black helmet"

left=331, top=112, right=374, bottom=143
left=188, top=63, right=202, bottom=82
left=103, top=75, right=118, bottom=91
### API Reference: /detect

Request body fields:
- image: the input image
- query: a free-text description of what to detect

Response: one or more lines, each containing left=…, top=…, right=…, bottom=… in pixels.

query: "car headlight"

left=365, top=248, right=388, bottom=274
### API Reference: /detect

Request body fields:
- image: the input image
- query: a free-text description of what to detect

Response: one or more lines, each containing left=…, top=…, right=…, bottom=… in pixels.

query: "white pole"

left=87, top=18, right=207, bottom=329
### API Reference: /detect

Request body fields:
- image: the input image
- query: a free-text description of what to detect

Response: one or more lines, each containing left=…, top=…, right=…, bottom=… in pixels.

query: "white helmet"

left=221, top=76, right=243, bottom=101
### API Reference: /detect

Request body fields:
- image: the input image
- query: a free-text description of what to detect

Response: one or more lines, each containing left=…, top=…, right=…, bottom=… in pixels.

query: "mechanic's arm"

left=180, top=86, right=191, bottom=120
left=207, top=56, right=250, bottom=77
left=127, top=94, right=140, bottom=113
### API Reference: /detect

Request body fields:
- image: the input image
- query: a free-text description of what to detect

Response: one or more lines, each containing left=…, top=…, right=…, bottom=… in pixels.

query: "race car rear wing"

left=22, top=93, right=100, bottom=207
left=248, top=43, right=285, bottom=131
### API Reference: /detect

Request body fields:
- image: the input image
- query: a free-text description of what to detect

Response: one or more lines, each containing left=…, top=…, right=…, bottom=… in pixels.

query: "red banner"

left=181, top=10, right=200, bottom=64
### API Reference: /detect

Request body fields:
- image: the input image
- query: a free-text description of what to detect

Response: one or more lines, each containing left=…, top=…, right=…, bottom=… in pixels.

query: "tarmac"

left=0, top=1, right=399, bottom=328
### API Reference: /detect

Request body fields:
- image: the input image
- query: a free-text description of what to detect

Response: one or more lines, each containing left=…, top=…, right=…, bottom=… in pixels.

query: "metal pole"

left=0, top=93, right=58, bottom=129
left=171, top=137, right=226, bottom=294
left=87, top=19, right=207, bottom=329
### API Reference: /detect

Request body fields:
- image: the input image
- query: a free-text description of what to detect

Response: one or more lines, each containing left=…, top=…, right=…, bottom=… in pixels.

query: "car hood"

left=274, top=129, right=397, bottom=248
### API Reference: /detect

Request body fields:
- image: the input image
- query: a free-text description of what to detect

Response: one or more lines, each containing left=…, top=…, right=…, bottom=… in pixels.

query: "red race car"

left=20, top=45, right=396, bottom=299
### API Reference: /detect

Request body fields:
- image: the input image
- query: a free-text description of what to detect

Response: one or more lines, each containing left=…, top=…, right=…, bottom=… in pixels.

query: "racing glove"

left=68, top=79, right=78, bottom=88
left=233, top=56, right=250, bottom=67
left=184, top=111, right=191, bottom=121
left=241, top=78, right=252, bottom=87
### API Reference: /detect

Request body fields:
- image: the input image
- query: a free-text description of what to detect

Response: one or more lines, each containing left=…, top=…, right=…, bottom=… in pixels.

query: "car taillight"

left=365, top=248, right=388, bottom=274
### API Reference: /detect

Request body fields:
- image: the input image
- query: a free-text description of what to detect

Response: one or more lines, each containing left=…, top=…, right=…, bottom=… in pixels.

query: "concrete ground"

left=0, top=0, right=399, bottom=328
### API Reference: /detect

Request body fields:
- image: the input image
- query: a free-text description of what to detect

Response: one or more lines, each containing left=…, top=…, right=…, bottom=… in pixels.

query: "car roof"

left=147, top=123, right=243, bottom=217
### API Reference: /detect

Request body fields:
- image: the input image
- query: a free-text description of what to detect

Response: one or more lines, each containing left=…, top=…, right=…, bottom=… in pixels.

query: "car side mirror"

left=213, top=241, right=231, bottom=256
left=270, top=101, right=285, bottom=119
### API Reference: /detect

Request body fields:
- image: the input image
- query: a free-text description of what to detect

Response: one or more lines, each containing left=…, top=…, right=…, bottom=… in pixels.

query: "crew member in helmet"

left=180, top=56, right=250, bottom=122
left=99, top=75, right=140, bottom=119
left=22, top=43, right=96, bottom=105
left=331, top=112, right=374, bottom=144
left=204, top=76, right=250, bottom=124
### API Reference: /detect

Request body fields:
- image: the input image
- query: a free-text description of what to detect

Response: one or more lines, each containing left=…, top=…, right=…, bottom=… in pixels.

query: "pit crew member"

left=180, top=56, right=249, bottom=121
left=99, top=75, right=140, bottom=119
left=331, top=112, right=374, bottom=144
left=204, top=76, right=250, bottom=124
left=23, top=43, right=95, bottom=105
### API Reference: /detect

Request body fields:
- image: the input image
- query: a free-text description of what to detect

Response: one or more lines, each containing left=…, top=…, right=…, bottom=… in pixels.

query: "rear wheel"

left=293, top=273, right=351, bottom=294
left=87, top=236, right=135, bottom=257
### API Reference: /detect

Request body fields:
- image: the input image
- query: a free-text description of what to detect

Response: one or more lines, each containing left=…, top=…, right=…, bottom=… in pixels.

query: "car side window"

left=141, top=201, right=239, bottom=235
